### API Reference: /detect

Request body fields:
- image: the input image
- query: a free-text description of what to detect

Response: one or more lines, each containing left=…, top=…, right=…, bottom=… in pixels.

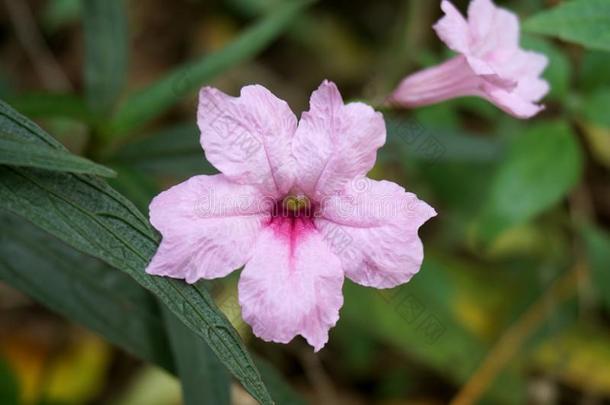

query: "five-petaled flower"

left=146, top=80, right=436, bottom=351
left=389, top=0, right=549, bottom=119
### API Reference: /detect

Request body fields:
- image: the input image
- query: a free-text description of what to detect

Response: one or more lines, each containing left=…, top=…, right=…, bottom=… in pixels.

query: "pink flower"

left=389, top=0, right=549, bottom=119
left=146, top=80, right=436, bottom=351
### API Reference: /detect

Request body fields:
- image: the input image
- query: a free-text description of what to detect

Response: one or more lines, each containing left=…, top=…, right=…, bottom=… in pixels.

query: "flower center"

left=268, top=194, right=317, bottom=248
left=283, top=195, right=310, bottom=212
left=270, top=194, right=316, bottom=219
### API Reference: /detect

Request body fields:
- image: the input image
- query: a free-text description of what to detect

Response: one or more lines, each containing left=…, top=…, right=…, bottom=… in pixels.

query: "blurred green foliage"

left=0, top=359, right=19, bottom=405
left=1, top=0, right=609, bottom=404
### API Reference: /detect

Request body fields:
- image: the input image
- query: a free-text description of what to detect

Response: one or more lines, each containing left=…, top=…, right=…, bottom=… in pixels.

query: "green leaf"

left=106, top=164, right=161, bottom=213
left=7, top=93, right=95, bottom=124
left=162, top=307, right=231, bottom=405
left=580, top=86, right=610, bottom=127
left=578, top=51, right=610, bottom=92
left=0, top=133, right=115, bottom=177
left=0, top=211, right=175, bottom=372
left=0, top=358, right=19, bottom=405
left=0, top=101, right=273, bottom=404
left=523, top=0, right=610, bottom=52
left=577, top=87, right=610, bottom=168
left=82, top=0, right=128, bottom=114
left=0, top=211, right=305, bottom=405
left=582, top=225, right=610, bottom=311
left=108, top=123, right=216, bottom=179
left=480, top=121, right=583, bottom=240
left=109, top=0, right=314, bottom=136
left=43, top=0, right=81, bottom=31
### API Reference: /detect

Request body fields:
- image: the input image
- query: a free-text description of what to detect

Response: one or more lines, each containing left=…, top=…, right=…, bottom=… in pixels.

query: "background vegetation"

left=1, top=0, right=609, bottom=404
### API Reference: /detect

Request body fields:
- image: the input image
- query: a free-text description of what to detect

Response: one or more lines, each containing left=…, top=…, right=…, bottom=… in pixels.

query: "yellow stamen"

left=283, top=195, right=310, bottom=212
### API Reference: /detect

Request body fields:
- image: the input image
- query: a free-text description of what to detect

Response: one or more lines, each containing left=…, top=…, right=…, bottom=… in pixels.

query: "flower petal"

left=390, top=56, right=494, bottom=107
left=238, top=221, right=344, bottom=351
left=468, top=0, right=520, bottom=53
left=516, top=76, right=550, bottom=103
left=464, top=55, right=497, bottom=76
left=198, top=85, right=297, bottom=198
left=293, top=80, right=385, bottom=199
left=494, top=50, right=549, bottom=101
left=483, top=85, right=545, bottom=119
left=317, top=178, right=436, bottom=289
left=434, top=0, right=471, bottom=54
left=146, top=174, right=270, bottom=283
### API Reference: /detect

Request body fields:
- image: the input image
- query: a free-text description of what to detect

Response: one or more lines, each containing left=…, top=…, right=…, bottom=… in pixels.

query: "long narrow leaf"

left=0, top=134, right=115, bottom=177
left=0, top=100, right=273, bottom=404
left=0, top=211, right=174, bottom=372
left=0, top=211, right=306, bottom=405
left=7, top=92, right=95, bottom=124
left=162, top=307, right=231, bottom=405
left=82, top=0, right=128, bottom=114
left=109, top=0, right=314, bottom=136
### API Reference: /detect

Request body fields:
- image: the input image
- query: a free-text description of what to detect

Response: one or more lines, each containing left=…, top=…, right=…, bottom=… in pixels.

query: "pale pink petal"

left=523, top=51, right=549, bottom=77
left=493, top=51, right=549, bottom=102
left=483, top=85, right=545, bottom=119
left=465, top=54, right=519, bottom=89
left=198, top=85, right=297, bottom=198
left=238, top=222, right=344, bottom=351
left=316, top=178, right=436, bottom=289
left=468, top=0, right=520, bottom=53
left=146, top=174, right=271, bottom=283
left=389, top=56, right=485, bottom=107
left=292, top=81, right=386, bottom=199
left=464, top=55, right=497, bottom=76
left=516, top=77, right=549, bottom=102
left=433, top=0, right=471, bottom=54
left=494, top=50, right=548, bottom=80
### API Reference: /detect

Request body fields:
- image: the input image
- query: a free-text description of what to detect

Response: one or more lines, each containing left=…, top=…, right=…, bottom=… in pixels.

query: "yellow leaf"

left=533, top=324, right=610, bottom=396
left=44, top=330, right=111, bottom=404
